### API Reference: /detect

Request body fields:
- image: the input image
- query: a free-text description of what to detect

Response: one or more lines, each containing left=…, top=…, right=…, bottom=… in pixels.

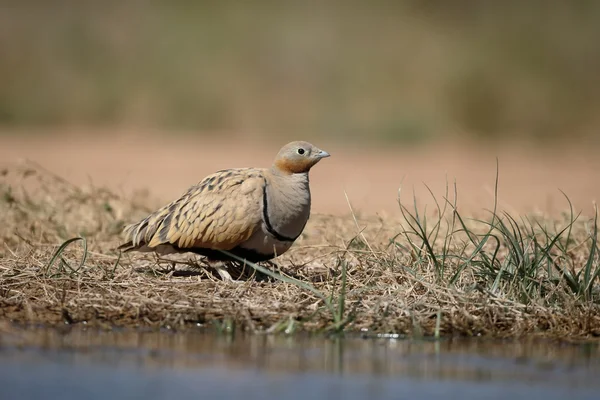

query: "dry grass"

left=1, top=161, right=599, bottom=341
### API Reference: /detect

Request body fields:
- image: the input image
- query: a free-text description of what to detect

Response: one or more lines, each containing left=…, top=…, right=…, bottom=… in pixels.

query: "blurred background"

left=1, top=0, right=599, bottom=215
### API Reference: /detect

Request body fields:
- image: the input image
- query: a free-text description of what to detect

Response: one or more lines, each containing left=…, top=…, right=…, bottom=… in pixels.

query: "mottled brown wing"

left=120, top=168, right=265, bottom=252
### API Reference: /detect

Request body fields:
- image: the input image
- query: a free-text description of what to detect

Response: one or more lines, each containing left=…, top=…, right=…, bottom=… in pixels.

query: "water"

left=0, top=327, right=598, bottom=400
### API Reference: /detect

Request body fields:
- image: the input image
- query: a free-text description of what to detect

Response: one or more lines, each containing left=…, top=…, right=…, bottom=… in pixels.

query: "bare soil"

left=1, top=130, right=598, bottom=217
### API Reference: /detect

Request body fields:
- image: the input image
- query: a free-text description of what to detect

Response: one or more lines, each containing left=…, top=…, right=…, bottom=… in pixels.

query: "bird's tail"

left=116, top=211, right=165, bottom=252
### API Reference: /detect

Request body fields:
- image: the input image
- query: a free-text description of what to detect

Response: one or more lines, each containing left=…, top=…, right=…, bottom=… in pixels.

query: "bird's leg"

left=232, top=260, right=271, bottom=282
left=214, top=262, right=234, bottom=282
left=233, top=260, right=256, bottom=280
left=183, top=256, right=233, bottom=281
left=204, top=259, right=244, bottom=283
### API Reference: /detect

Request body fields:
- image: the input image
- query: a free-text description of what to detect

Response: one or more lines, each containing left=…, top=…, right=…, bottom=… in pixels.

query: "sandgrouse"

left=118, top=141, right=329, bottom=278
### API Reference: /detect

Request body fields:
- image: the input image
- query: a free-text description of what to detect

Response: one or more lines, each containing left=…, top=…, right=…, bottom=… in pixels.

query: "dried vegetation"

left=1, top=162, right=599, bottom=341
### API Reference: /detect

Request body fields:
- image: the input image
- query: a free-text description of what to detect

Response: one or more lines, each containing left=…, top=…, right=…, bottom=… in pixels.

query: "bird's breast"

left=264, top=175, right=311, bottom=241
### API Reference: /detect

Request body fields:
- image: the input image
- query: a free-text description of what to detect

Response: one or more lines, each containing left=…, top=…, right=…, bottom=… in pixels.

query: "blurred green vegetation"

left=1, top=0, right=599, bottom=144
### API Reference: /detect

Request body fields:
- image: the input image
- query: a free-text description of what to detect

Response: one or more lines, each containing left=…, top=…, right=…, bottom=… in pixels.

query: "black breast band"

left=262, top=180, right=299, bottom=242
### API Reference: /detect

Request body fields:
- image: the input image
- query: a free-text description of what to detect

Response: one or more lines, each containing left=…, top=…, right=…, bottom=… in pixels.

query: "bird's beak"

left=317, top=149, right=330, bottom=158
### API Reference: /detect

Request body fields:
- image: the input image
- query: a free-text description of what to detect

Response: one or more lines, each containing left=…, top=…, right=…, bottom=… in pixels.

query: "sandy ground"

left=1, top=130, right=599, bottom=217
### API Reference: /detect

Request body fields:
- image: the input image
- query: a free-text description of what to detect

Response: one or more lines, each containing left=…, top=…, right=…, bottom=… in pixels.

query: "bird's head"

left=272, top=141, right=330, bottom=174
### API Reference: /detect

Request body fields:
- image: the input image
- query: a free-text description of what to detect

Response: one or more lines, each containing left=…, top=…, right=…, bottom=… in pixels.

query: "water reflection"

left=1, top=326, right=598, bottom=387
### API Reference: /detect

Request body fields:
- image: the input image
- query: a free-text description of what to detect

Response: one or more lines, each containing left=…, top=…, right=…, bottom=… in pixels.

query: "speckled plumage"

left=118, top=141, right=329, bottom=263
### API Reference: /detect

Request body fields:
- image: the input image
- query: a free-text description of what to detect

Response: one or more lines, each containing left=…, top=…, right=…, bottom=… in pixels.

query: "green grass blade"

left=583, top=205, right=599, bottom=298
left=45, top=237, right=88, bottom=277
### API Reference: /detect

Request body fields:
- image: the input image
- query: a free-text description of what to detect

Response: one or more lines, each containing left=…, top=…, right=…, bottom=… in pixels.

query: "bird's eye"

left=297, top=148, right=305, bottom=155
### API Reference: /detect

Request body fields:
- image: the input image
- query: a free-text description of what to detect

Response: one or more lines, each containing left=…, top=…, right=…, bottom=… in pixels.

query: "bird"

left=118, top=140, right=330, bottom=280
